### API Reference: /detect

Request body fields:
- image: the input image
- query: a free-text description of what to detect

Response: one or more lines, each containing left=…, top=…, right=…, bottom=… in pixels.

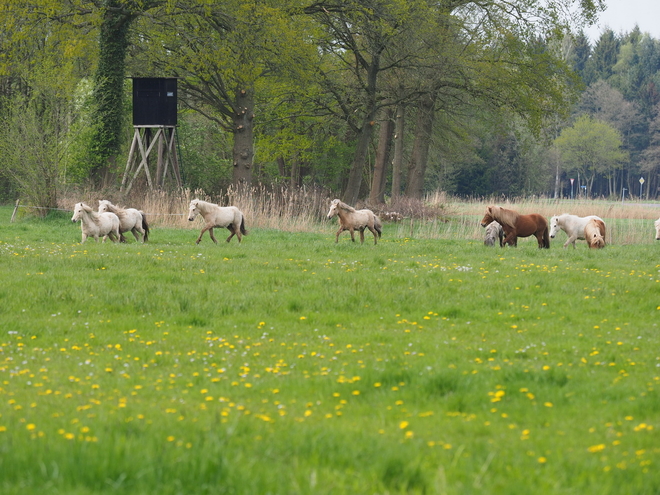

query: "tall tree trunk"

left=343, top=113, right=377, bottom=205
left=405, top=93, right=436, bottom=199
left=90, top=1, right=134, bottom=187
left=232, top=88, right=254, bottom=186
left=369, top=108, right=394, bottom=204
left=391, top=103, right=405, bottom=199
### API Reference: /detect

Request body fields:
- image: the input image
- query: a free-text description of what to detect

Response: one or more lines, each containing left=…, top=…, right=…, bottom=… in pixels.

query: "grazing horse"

left=480, top=205, right=549, bottom=248
left=187, top=199, right=247, bottom=244
left=327, top=199, right=382, bottom=245
left=549, top=213, right=603, bottom=248
left=655, top=218, right=660, bottom=240
left=483, top=221, right=504, bottom=247
left=585, top=218, right=606, bottom=249
left=98, top=200, right=149, bottom=243
left=71, top=202, right=120, bottom=244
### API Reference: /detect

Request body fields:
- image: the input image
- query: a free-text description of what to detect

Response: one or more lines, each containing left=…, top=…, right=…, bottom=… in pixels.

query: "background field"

left=1, top=202, right=660, bottom=494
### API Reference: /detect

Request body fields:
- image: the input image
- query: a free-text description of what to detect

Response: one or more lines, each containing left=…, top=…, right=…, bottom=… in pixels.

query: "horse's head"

left=479, top=206, right=494, bottom=227
left=549, top=216, right=560, bottom=238
left=188, top=200, right=201, bottom=221
left=327, top=199, right=341, bottom=219
left=71, top=202, right=89, bottom=223
left=98, top=200, right=112, bottom=214
left=589, top=234, right=605, bottom=249
left=655, top=218, right=660, bottom=240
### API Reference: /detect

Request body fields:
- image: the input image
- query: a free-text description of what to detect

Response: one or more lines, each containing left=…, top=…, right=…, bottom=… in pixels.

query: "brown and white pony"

left=480, top=205, right=549, bottom=248
left=327, top=199, right=382, bottom=244
left=585, top=218, right=606, bottom=249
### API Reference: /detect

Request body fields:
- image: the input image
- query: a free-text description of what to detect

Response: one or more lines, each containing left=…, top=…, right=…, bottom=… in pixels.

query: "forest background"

left=1, top=0, right=659, bottom=211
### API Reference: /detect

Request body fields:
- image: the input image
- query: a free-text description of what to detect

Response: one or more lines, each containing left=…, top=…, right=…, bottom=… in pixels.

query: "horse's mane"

left=100, top=200, right=128, bottom=220
left=332, top=199, right=356, bottom=213
left=489, top=205, right=519, bottom=228
left=78, top=203, right=102, bottom=226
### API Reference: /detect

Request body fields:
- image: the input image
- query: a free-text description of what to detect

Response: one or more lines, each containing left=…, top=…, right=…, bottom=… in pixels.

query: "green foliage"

left=1, top=209, right=660, bottom=494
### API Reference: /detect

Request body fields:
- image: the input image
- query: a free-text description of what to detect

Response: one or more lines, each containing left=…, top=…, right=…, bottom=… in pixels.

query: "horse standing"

left=655, top=218, right=660, bottom=240
left=483, top=221, right=504, bottom=247
left=187, top=199, right=247, bottom=244
left=71, top=202, right=120, bottom=243
left=98, top=200, right=149, bottom=243
left=549, top=213, right=603, bottom=248
left=327, top=199, right=382, bottom=245
left=585, top=218, right=606, bottom=249
left=480, top=205, right=549, bottom=248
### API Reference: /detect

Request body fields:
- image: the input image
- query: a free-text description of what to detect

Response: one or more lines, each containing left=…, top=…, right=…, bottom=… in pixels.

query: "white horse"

left=585, top=218, right=606, bottom=249
left=71, top=202, right=120, bottom=243
left=549, top=213, right=604, bottom=248
left=483, top=221, right=504, bottom=247
left=655, top=218, right=660, bottom=240
left=187, top=199, right=247, bottom=244
left=98, top=200, right=149, bottom=243
left=327, top=199, right=382, bottom=244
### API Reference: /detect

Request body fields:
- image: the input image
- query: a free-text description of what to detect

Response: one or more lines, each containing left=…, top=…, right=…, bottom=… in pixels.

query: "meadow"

left=1, top=199, right=660, bottom=494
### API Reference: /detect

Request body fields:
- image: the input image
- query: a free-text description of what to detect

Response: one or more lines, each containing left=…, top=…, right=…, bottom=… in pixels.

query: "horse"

left=98, top=200, right=149, bottom=243
left=71, top=202, right=120, bottom=244
left=655, top=218, right=660, bottom=240
left=327, top=199, right=382, bottom=245
left=584, top=218, right=606, bottom=249
left=483, top=220, right=504, bottom=247
left=187, top=199, right=247, bottom=244
left=480, top=205, right=549, bottom=248
left=549, top=213, right=604, bottom=248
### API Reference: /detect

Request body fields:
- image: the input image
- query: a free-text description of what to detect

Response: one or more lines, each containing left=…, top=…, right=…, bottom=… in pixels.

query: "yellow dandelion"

left=399, top=421, right=409, bottom=429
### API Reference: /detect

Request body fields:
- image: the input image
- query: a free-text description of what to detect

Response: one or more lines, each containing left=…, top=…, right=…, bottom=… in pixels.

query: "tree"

left=554, top=114, right=627, bottom=196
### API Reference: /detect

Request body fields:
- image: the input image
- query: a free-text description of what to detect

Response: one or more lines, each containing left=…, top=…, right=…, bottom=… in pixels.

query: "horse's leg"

left=359, top=228, right=365, bottom=244
left=503, top=228, right=517, bottom=247
left=225, top=225, right=236, bottom=243
left=81, top=233, right=87, bottom=244
left=208, top=227, right=219, bottom=244
left=349, top=228, right=356, bottom=242
left=131, top=227, right=141, bottom=242
left=564, top=234, right=577, bottom=248
left=196, top=226, right=210, bottom=244
left=368, top=226, right=378, bottom=245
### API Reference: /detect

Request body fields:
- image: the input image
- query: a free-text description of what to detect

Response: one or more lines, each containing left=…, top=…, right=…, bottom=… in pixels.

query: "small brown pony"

left=480, top=205, right=550, bottom=248
left=327, top=199, right=382, bottom=244
left=585, top=218, right=606, bottom=249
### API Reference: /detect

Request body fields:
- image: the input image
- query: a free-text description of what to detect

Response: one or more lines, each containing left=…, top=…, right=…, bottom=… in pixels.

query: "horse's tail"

left=374, top=215, right=382, bottom=238
left=141, top=211, right=150, bottom=242
left=240, top=215, right=248, bottom=236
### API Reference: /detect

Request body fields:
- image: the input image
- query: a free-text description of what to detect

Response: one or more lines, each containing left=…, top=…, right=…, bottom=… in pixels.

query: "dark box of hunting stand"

left=132, top=78, right=177, bottom=126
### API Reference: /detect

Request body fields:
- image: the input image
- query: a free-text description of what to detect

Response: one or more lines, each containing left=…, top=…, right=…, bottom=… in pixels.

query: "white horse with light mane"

left=187, top=199, right=247, bottom=244
left=71, top=202, right=120, bottom=243
left=98, top=200, right=149, bottom=243
left=327, top=199, right=382, bottom=244
left=549, top=213, right=604, bottom=248
left=655, top=218, right=660, bottom=240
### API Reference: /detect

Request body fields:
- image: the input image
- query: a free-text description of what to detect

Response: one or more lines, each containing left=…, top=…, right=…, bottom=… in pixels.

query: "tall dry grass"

left=56, top=188, right=660, bottom=244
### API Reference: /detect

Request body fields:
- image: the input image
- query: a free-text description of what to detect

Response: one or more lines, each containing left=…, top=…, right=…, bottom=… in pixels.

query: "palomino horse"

left=549, top=213, right=603, bottom=248
left=327, top=199, right=382, bottom=244
left=187, top=199, right=247, bottom=244
left=71, top=202, right=120, bottom=243
left=585, top=218, right=606, bottom=249
left=655, top=218, right=660, bottom=240
left=480, top=205, right=549, bottom=248
left=98, top=200, right=149, bottom=243
left=483, top=221, right=504, bottom=247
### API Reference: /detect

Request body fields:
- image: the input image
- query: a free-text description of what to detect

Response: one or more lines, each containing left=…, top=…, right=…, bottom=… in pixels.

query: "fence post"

left=10, top=199, right=20, bottom=223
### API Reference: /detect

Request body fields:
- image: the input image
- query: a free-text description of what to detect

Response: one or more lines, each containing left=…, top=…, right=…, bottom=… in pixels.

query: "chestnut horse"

left=480, top=205, right=550, bottom=248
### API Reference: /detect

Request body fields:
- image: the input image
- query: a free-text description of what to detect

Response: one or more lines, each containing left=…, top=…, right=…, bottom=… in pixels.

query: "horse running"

left=549, top=213, right=603, bottom=248
left=483, top=221, right=504, bottom=247
left=71, top=202, right=120, bottom=243
left=585, top=218, right=606, bottom=249
left=480, top=205, right=549, bottom=248
left=655, top=218, right=660, bottom=240
left=98, top=200, right=149, bottom=243
left=327, top=199, right=382, bottom=245
left=187, top=199, right=247, bottom=244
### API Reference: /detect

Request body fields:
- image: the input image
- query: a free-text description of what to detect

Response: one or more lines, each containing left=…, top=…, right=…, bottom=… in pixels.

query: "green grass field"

left=1, top=206, right=660, bottom=494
